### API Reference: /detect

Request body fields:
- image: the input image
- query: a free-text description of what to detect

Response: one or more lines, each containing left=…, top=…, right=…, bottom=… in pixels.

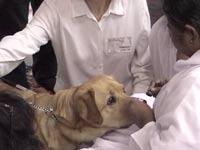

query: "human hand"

left=28, top=78, right=54, bottom=94
left=32, top=86, right=52, bottom=94
left=31, top=82, right=54, bottom=94
left=146, top=79, right=168, bottom=97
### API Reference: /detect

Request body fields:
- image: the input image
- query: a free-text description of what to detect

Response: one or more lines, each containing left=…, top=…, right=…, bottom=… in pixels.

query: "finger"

left=146, top=89, right=153, bottom=96
left=147, top=87, right=160, bottom=97
left=150, top=87, right=160, bottom=97
left=154, top=79, right=168, bottom=87
left=149, top=81, right=156, bottom=89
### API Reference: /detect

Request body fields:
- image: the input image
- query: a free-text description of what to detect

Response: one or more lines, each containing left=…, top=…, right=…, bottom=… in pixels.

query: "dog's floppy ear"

left=75, top=88, right=103, bottom=125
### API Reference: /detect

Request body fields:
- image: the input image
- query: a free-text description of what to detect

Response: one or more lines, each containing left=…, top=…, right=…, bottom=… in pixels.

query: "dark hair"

left=0, top=91, right=43, bottom=150
left=163, top=0, right=200, bottom=33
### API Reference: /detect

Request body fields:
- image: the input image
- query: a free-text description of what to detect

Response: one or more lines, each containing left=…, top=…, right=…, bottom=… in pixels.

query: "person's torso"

left=44, top=0, right=150, bottom=93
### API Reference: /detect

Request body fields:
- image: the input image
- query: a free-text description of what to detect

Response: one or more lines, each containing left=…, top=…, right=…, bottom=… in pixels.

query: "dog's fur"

left=0, top=75, right=145, bottom=150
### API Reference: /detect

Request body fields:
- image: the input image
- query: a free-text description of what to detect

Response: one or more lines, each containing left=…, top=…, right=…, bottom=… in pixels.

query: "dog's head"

left=73, top=75, right=151, bottom=129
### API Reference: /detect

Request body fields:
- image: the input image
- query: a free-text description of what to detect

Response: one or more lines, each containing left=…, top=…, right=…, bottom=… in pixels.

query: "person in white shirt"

left=129, top=0, right=200, bottom=149
left=144, top=16, right=178, bottom=97
left=81, top=0, right=200, bottom=149
left=148, top=15, right=189, bottom=97
left=0, top=0, right=152, bottom=96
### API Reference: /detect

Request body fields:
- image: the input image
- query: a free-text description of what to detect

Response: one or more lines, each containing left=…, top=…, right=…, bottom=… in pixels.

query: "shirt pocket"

left=105, top=36, right=132, bottom=55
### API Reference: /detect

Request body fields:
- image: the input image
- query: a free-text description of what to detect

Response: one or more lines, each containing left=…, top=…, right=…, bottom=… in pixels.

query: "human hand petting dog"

left=146, top=79, right=168, bottom=97
left=32, top=85, right=52, bottom=94
left=29, top=78, right=54, bottom=94
left=32, top=83, right=55, bottom=94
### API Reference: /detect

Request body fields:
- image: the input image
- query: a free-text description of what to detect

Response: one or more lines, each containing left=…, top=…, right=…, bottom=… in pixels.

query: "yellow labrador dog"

left=0, top=75, right=153, bottom=150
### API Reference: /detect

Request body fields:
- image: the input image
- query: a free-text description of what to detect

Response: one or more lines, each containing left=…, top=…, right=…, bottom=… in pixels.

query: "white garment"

left=150, top=16, right=177, bottom=80
left=130, top=50, right=200, bottom=150
left=0, top=0, right=151, bottom=94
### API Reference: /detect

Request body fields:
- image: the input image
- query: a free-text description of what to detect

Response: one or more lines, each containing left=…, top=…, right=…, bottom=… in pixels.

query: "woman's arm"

left=0, top=0, right=56, bottom=76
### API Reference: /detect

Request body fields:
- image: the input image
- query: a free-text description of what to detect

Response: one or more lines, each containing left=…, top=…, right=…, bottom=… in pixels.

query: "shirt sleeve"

left=130, top=72, right=200, bottom=150
left=0, top=0, right=56, bottom=77
left=131, top=0, right=153, bottom=94
left=0, top=60, right=23, bottom=77
left=149, top=16, right=177, bottom=80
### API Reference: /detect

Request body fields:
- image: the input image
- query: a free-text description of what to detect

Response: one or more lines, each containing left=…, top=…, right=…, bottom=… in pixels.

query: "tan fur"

left=0, top=76, right=141, bottom=150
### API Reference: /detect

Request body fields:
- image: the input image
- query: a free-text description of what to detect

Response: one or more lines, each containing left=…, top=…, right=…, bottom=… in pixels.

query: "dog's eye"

left=107, top=96, right=116, bottom=105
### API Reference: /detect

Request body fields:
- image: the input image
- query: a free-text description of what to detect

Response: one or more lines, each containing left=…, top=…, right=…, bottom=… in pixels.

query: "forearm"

left=131, top=44, right=153, bottom=93
left=131, top=5, right=153, bottom=94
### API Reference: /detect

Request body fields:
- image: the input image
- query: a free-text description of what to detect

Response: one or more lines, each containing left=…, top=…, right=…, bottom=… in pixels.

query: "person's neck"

left=85, top=0, right=111, bottom=21
left=176, top=50, right=189, bottom=60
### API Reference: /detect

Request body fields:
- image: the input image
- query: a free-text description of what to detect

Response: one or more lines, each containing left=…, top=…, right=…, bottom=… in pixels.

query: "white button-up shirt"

left=130, top=50, right=200, bottom=150
left=0, top=0, right=151, bottom=94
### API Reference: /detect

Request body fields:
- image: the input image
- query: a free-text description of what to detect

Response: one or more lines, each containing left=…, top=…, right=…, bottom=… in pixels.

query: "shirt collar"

left=174, top=50, right=200, bottom=73
left=108, top=0, right=124, bottom=16
left=72, top=0, right=90, bottom=18
left=72, top=0, right=124, bottom=18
